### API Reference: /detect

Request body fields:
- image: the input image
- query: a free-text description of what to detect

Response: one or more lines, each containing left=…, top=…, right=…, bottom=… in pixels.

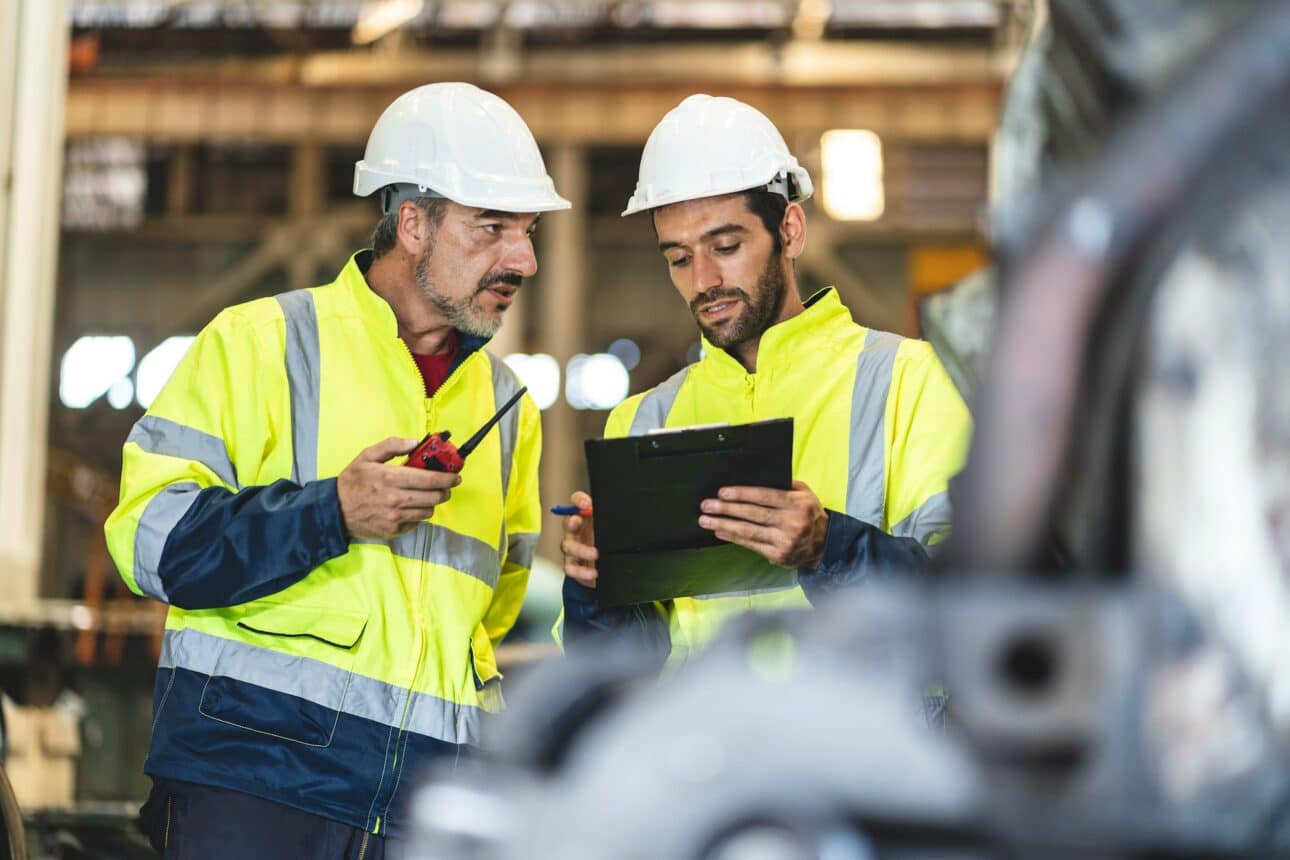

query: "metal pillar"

left=537, top=144, right=588, bottom=562
left=0, top=0, right=70, bottom=603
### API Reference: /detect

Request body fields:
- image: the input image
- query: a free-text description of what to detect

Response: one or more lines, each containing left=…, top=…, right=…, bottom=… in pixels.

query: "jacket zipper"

left=164, top=795, right=173, bottom=850
left=395, top=332, right=478, bottom=403
left=382, top=333, right=477, bottom=826
left=357, top=830, right=371, bottom=860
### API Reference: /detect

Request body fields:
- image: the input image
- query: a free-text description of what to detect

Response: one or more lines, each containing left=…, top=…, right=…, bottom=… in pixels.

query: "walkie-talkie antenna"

left=457, top=387, right=527, bottom=459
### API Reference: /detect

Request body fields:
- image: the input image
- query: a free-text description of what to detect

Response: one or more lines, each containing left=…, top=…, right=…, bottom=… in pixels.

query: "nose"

left=504, top=235, right=538, bottom=278
left=691, top=250, right=722, bottom=295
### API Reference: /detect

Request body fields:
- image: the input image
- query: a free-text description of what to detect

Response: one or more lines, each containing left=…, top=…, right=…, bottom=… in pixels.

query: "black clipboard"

left=585, top=418, right=797, bottom=606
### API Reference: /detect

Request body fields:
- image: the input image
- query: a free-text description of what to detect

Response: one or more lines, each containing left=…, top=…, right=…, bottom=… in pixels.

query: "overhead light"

left=504, top=353, right=561, bottom=411
left=566, top=353, right=630, bottom=411
left=352, top=0, right=424, bottom=45
left=136, top=336, right=196, bottom=409
left=59, top=336, right=135, bottom=409
left=820, top=129, right=884, bottom=222
left=107, top=378, right=135, bottom=410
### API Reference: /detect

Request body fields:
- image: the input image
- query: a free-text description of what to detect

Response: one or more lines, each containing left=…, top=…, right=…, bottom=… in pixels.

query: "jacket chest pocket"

left=198, top=603, right=369, bottom=747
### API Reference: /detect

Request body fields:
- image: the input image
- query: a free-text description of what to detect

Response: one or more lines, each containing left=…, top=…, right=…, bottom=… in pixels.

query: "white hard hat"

left=354, top=82, right=570, bottom=213
left=621, top=94, right=813, bottom=217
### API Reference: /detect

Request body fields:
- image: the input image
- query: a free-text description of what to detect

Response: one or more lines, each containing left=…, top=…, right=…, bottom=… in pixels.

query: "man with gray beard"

left=109, top=82, right=565, bottom=858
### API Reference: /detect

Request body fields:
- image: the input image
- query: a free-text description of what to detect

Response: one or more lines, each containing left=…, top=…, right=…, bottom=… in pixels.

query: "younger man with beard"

left=559, top=95, right=972, bottom=661
left=107, top=83, right=562, bottom=857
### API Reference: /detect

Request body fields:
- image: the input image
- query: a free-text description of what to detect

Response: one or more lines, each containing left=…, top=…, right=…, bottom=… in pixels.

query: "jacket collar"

left=334, top=249, right=491, bottom=365
left=698, top=287, right=852, bottom=379
left=337, top=250, right=400, bottom=337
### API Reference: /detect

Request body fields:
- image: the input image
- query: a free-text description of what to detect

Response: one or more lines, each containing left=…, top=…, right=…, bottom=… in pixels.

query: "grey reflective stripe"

left=407, top=688, right=488, bottom=747
left=429, top=526, right=501, bottom=587
left=276, top=290, right=321, bottom=485
left=692, top=579, right=800, bottom=601
left=891, top=490, right=952, bottom=547
left=132, top=481, right=202, bottom=601
left=506, top=532, right=538, bottom=571
left=161, top=627, right=485, bottom=745
left=628, top=366, right=691, bottom=435
left=489, top=354, right=525, bottom=500
left=356, top=523, right=502, bottom=587
left=846, top=330, right=901, bottom=528
left=128, top=415, right=239, bottom=489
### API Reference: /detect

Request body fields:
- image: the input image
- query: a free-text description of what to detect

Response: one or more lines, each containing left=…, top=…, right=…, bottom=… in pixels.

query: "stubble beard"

left=691, top=254, right=788, bottom=350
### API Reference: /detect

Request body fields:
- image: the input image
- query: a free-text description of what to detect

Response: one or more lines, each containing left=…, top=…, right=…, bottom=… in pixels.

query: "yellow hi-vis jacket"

left=561, top=288, right=970, bottom=662
left=104, top=251, right=541, bottom=836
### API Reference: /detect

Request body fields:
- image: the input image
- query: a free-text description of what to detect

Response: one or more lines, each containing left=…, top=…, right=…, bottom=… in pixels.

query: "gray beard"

left=414, top=252, right=502, bottom=339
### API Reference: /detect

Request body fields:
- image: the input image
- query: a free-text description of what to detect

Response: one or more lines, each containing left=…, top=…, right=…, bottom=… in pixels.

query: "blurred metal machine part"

left=404, top=1, right=1290, bottom=856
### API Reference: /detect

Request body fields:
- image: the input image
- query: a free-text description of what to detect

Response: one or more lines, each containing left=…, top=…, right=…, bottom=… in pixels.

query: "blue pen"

left=550, top=504, right=593, bottom=517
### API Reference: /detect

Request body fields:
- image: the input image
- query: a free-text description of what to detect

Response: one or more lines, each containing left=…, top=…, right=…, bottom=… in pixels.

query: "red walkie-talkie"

left=406, top=387, right=528, bottom=472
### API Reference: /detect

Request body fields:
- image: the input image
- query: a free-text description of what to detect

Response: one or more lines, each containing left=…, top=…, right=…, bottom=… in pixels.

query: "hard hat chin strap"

left=379, top=182, right=446, bottom=215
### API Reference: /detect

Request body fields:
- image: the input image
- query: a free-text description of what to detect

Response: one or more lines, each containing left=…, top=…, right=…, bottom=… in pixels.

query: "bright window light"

left=107, top=378, right=134, bottom=410
left=566, top=353, right=630, bottom=411
left=62, top=138, right=147, bottom=231
left=820, top=129, right=884, bottom=221
left=59, top=336, right=135, bottom=409
left=136, top=336, right=196, bottom=409
left=504, top=353, right=560, bottom=410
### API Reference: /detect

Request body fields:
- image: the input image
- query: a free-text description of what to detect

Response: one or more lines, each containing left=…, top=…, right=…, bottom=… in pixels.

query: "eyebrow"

left=658, top=223, right=748, bottom=253
left=475, top=210, right=542, bottom=228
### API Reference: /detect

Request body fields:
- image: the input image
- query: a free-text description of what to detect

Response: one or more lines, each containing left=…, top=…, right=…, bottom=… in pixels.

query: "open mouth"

left=698, top=299, right=739, bottom=321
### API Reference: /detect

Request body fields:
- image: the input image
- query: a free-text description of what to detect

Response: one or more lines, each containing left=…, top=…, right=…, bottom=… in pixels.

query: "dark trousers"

left=140, top=779, right=390, bottom=860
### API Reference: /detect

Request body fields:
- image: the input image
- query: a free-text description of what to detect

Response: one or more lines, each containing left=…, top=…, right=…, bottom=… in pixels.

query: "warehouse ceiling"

left=69, top=1, right=1017, bottom=56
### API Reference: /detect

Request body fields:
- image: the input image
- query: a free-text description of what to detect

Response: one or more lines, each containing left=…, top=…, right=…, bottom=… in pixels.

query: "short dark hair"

left=648, top=188, right=789, bottom=252
left=371, top=196, right=446, bottom=259
left=741, top=189, right=789, bottom=255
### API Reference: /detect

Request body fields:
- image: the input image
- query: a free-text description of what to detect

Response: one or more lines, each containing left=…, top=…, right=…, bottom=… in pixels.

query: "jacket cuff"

left=310, top=477, right=352, bottom=561
left=802, top=509, right=856, bottom=577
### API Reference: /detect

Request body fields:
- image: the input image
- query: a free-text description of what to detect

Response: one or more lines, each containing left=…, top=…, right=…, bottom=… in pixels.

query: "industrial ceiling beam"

left=295, top=41, right=1006, bottom=88
left=66, top=80, right=1000, bottom=144
left=80, top=40, right=1006, bottom=88
left=66, top=39, right=1004, bottom=143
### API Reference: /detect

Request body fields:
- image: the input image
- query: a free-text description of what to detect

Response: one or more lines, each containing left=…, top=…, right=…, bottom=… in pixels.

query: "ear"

left=396, top=200, right=431, bottom=257
left=781, top=203, right=806, bottom=260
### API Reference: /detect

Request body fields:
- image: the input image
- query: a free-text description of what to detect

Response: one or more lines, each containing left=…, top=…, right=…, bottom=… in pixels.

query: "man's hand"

left=337, top=437, right=462, bottom=540
left=698, top=480, right=829, bottom=568
left=560, top=490, right=599, bottom=587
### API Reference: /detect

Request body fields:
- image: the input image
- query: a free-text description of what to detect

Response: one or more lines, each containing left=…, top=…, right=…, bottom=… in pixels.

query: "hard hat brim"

left=621, top=166, right=814, bottom=217
left=355, top=162, right=571, bottom=213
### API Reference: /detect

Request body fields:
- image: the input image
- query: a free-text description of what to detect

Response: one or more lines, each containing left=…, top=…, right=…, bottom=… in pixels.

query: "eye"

left=714, top=243, right=740, bottom=255
left=526, top=224, right=539, bottom=238
left=481, top=223, right=502, bottom=235
left=667, top=254, right=691, bottom=268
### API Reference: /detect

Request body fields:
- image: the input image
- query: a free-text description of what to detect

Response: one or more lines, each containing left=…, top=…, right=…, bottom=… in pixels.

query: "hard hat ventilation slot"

left=379, top=183, right=445, bottom=216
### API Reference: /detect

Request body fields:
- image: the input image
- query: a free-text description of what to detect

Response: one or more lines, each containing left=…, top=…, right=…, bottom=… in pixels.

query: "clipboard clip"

left=637, top=424, right=746, bottom=458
